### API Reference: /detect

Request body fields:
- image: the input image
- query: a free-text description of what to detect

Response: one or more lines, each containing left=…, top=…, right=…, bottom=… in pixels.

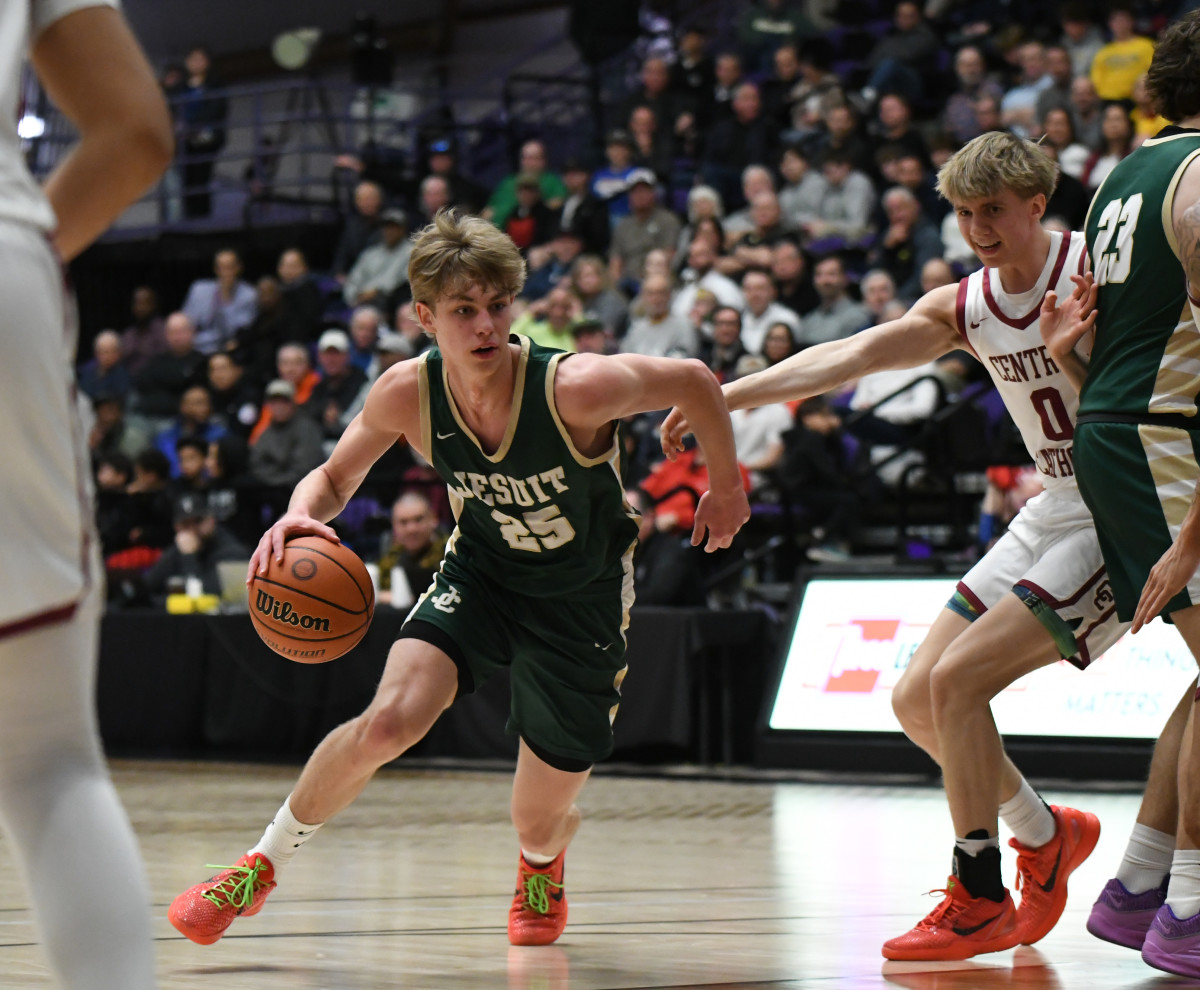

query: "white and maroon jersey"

left=0, top=0, right=116, bottom=232
left=955, top=229, right=1089, bottom=495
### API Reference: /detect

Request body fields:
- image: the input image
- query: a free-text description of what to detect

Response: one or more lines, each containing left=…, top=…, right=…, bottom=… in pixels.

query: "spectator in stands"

left=786, top=38, right=845, bottom=143
left=484, top=139, right=566, bottom=228
left=867, top=187, right=943, bottom=301
left=174, top=45, right=227, bottom=219
left=972, top=93, right=1004, bottom=137
left=621, top=274, right=697, bottom=358
left=524, top=226, right=586, bottom=301
left=248, top=378, right=326, bottom=495
left=702, top=82, right=779, bottom=210
left=728, top=353, right=793, bottom=490
left=1059, top=1, right=1105, bottom=77
left=671, top=238, right=745, bottom=321
left=249, top=342, right=320, bottom=442
left=871, top=93, right=931, bottom=170
left=1039, top=142, right=1090, bottom=229
left=376, top=491, right=448, bottom=608
left=847, top=354, right=943, bottom=485
left=1035, top=45, right=1076, bottom=123
left=79, top=329, right=132, bottom=402
left=860, top=269, right=897, bottom=324
left=503, top=173, right=558, bottom=253
left=608, top=169, right=681, bottom=290
left=698, top=306, right=749, bottom=383
left=618, top=56, right=692, bottom=150
left=394, top=301, right=432, bottom=358
left=511, top=285, right=580, bottom=352
left=571, top=317, right=611, bottom=355
left=639, top=438, right=750, bottom=537
left=1090, top=3, right=1155, bottom=101
left=669, top=27, right=715, bottom=118
left=778, top=144, right=825, bottom=232
left=814, top=102, right=873, bottom=177
left=761, top=43, right=803, bottom=132
left=943, top=45, right=1005, bottom=145
left=1068, top=75, right=1103, bottom=149
left=132, top=311, right=206, bottom=421
left=1040, top=106, right=1090, bottom=179
left=204, top=434, right=259, bottom=547
left=171, top=436, right=209, bottom=497
left=919, top=258, right=957, bottom=295
left=862, top=0, right=941, bottom=107
left=1081, top=100, right=1136, bottom=191
left=306, top=329, right=368, bottom=444
left=182, top=247, right=257, bottom=355
left=141, top=492, right=247, bottom=603
left=737, top=0, right=816, bottom=74
left=771, top=237, right=818, bottom=316
left=591, top=130, right=639, bottom=222
left=762, top=320, right=799, bottom=367
left=722, top=166, right=776, bottom=243
left=277, top=247, right=324, bottom=343
left=777, top=394, right=868, bottom=561
left=337, top=331, right=413, bottom=431
left=414, top=174, right=451, bottom=229
left=331, top=180, right=384, bottom=282
left=1130, top=72, right=1170, bottom=141
left=422, top=136, right=488, bottom=215
left=625, top=487, right=705, bottom=607
left=892, top=151, right=948, bottom=223
left=206, top=351, right=258, bottom=437
left=234, top=276, right=288, bottom=387
left=154, top=383, right=227, bottom=477
left=741, top=269, right=801, bottom=354
left=726, top=192, right=792, bottom=276
left=802, top=150, right=876, bottom=249
left=120, top=285, right=166, bottom=375
left=999, top=42, right=1053, bottom=138
left=800, top=255, right=870, bottom=347
left=88, top=394, right=150, bottom=462
left=628, top=105, right=674, bottom=184
left=123, top=448, right=175, bottom=553
left=343, top=208, right=413, bottom=308
left=568, top=254, right=628, bottom=335
left=555, top=159, right=610, bottom=256
left=345, top=306, right=383, bottom=372
left=94, top=451, right=135, bottom=559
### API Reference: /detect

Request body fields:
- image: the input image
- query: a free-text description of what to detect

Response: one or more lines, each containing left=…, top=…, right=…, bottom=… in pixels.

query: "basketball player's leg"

left=0, top=589, right=155, bottom=989
left=891, top=607, right=968, bottom=759
left=511, top=740, right=591, bottom=859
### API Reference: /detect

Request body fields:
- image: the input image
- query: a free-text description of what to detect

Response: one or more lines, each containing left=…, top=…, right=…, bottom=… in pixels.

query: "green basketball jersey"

left=1080, top=127, right=1200, bottom=419
left=417, top=334, right=639, bottom=597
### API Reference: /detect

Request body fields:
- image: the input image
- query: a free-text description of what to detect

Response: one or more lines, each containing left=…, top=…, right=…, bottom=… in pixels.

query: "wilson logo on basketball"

left=255, top=590, right=331, bottom=632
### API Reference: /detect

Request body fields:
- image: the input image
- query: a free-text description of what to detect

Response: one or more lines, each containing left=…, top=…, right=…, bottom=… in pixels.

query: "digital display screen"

left=768, top=577, right=1196, bottom=739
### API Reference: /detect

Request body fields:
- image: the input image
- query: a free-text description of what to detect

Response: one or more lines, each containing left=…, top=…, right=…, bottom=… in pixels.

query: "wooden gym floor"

left=0, top=761, right=1180, bottom=989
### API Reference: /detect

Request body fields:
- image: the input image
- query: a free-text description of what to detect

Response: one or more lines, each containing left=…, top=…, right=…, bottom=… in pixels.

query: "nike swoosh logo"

left=1038, top=845, right=1063, bottom=892
left=549, top=888, right=564, bottom=902
left=437, top=431, right=456, bottom=439
left=952, top=913, right=1002, bottom=936
left=594, top=642, right=612, bottom=650
left=970, top=320, right=983, bottom=329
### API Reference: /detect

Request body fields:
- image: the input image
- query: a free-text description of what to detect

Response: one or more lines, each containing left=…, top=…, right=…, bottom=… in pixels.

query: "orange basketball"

left=248, top=536, right=375, bottom=663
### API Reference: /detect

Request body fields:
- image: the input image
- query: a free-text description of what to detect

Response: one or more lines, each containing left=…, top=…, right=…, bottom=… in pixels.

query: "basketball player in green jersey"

left=168, top=209, right=750, bottom=947
left=1062, top=9, right=1200, bottom=978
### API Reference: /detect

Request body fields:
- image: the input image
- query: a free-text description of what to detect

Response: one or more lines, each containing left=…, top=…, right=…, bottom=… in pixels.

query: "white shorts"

left=0, top=222, right=92, bottom=638
left=955, top=487, right=1128, bottom=668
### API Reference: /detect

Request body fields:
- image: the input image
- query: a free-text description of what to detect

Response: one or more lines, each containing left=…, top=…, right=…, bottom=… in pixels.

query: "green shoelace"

left=200, top=861, right=269, bottom=910
left=520, top=870, right=564, bottom=915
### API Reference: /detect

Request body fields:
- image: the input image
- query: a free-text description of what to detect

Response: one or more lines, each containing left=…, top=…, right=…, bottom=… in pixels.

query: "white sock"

left=1167, top=850, right=1200, bottom=919
left=248, top=795, right=323, bottom=876
left=998, top=778, right=1056, bottom=848
left=521, top=848, right=555, bottom=867
left=1115, top=824, right=1174, bottom=894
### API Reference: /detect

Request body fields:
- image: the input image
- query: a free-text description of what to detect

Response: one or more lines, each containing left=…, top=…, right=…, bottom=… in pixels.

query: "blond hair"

left=935, top=132, right=1059, bottom=205
left=407, top=209, right=526, bottom=308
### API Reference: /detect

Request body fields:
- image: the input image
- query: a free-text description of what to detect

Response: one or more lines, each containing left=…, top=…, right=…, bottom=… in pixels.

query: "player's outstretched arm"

left=1038, top=272, right=1097, bottom=393
left=32, top=6, right=173, bottom=261
left=556, top=353, right=749, bottom=551
left=249, top=362, right=419, bottom=580
left=660, top=284, right=961, bottom=457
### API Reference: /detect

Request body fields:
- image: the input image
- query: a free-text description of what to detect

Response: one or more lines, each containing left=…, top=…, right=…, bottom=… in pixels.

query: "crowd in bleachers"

left=87, top=0, right=1197, bottom=607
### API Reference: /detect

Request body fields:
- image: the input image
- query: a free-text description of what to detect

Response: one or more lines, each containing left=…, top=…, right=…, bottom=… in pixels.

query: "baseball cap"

left=626, top=167, right=658, bottom=189
left=428, top=137, right=453, bottom=155
left=379, top=207, right=408, bottom=226
left=318, top=328, right=350, bottom=352
left=173, top=491, right=211, bottom=523
left=264, top=378, right=296, bottom=400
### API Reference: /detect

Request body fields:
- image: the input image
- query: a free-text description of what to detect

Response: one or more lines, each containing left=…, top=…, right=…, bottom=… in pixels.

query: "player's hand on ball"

left=248, top=511, right=341, bottom=584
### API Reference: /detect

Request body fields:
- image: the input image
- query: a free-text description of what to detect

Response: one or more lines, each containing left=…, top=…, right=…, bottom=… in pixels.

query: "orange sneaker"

left=882, top=876, right=1021, bottom=961
left=507, top=852, right=568, bottom=946
left=1010, top=805, right=1100, bottom=945
left=168, top=852, right=277, bottom=945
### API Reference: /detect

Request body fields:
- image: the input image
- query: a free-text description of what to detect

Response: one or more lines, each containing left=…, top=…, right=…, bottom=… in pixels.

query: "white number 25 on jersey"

left=1093, top=193, right=1143, bottom=285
